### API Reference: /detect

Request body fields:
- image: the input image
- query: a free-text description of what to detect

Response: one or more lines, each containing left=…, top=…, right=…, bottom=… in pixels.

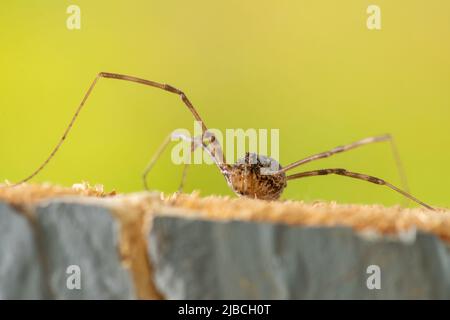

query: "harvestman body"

left=12, top=72, right=434, bottom=210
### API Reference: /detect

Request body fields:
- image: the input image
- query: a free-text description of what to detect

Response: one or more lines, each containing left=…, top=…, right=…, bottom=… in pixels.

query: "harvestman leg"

left=13, top=72, right=225, bottom=186
left=286, top=168, right=434, bottom=210
left=142, top=131, right=226, bottom=192
left=277, top=134, right=410, bottom=196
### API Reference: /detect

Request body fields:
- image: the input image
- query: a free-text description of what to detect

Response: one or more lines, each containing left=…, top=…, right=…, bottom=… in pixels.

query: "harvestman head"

left=11, top=72, right=435, bottom=210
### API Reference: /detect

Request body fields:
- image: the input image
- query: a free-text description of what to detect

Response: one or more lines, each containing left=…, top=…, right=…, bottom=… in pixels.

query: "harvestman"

left=12, top=72, right=434, bottom=210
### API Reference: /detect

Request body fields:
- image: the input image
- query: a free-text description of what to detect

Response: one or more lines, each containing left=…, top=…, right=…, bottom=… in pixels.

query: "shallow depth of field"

left=0, top=1, right=449, bottom=208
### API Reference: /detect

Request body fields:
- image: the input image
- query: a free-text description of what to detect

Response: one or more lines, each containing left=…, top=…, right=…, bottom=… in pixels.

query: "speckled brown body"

left=227, top=153, right=287, bottom=200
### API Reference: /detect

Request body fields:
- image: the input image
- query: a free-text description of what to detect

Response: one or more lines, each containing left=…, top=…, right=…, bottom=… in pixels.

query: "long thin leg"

left=142, top=131, right=228, bottom=191
left=177, top=163, right=189, bottom=193
left=13, top=72, right=225, bottom=186
left=279, top=134, right=409, bottom=196
left=282, top=134, right=401, bottom=173
left=287, top=168, right=434, bottom=210
left=142, top=134, right=172, bottom=191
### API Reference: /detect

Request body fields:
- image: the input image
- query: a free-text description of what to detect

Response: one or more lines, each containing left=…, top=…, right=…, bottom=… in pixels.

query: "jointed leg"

left=142, top=134, right=172, bottom=191
left=282, top=134, right=400, bottom=171
left=287, top=168, right=434, bottom=210
left=142, top=131, right=226, bottom=191
left=279, top=134, right=409, bottom=197
left=14, top=72, right=222, bottom=186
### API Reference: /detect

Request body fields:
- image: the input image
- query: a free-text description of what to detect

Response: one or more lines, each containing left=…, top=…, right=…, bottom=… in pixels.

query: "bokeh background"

left=0, top=1, right=449, bottom=207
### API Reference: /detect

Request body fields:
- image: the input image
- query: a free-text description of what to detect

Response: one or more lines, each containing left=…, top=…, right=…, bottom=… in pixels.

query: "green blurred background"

left=0, top=1, right=449, bottom=207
